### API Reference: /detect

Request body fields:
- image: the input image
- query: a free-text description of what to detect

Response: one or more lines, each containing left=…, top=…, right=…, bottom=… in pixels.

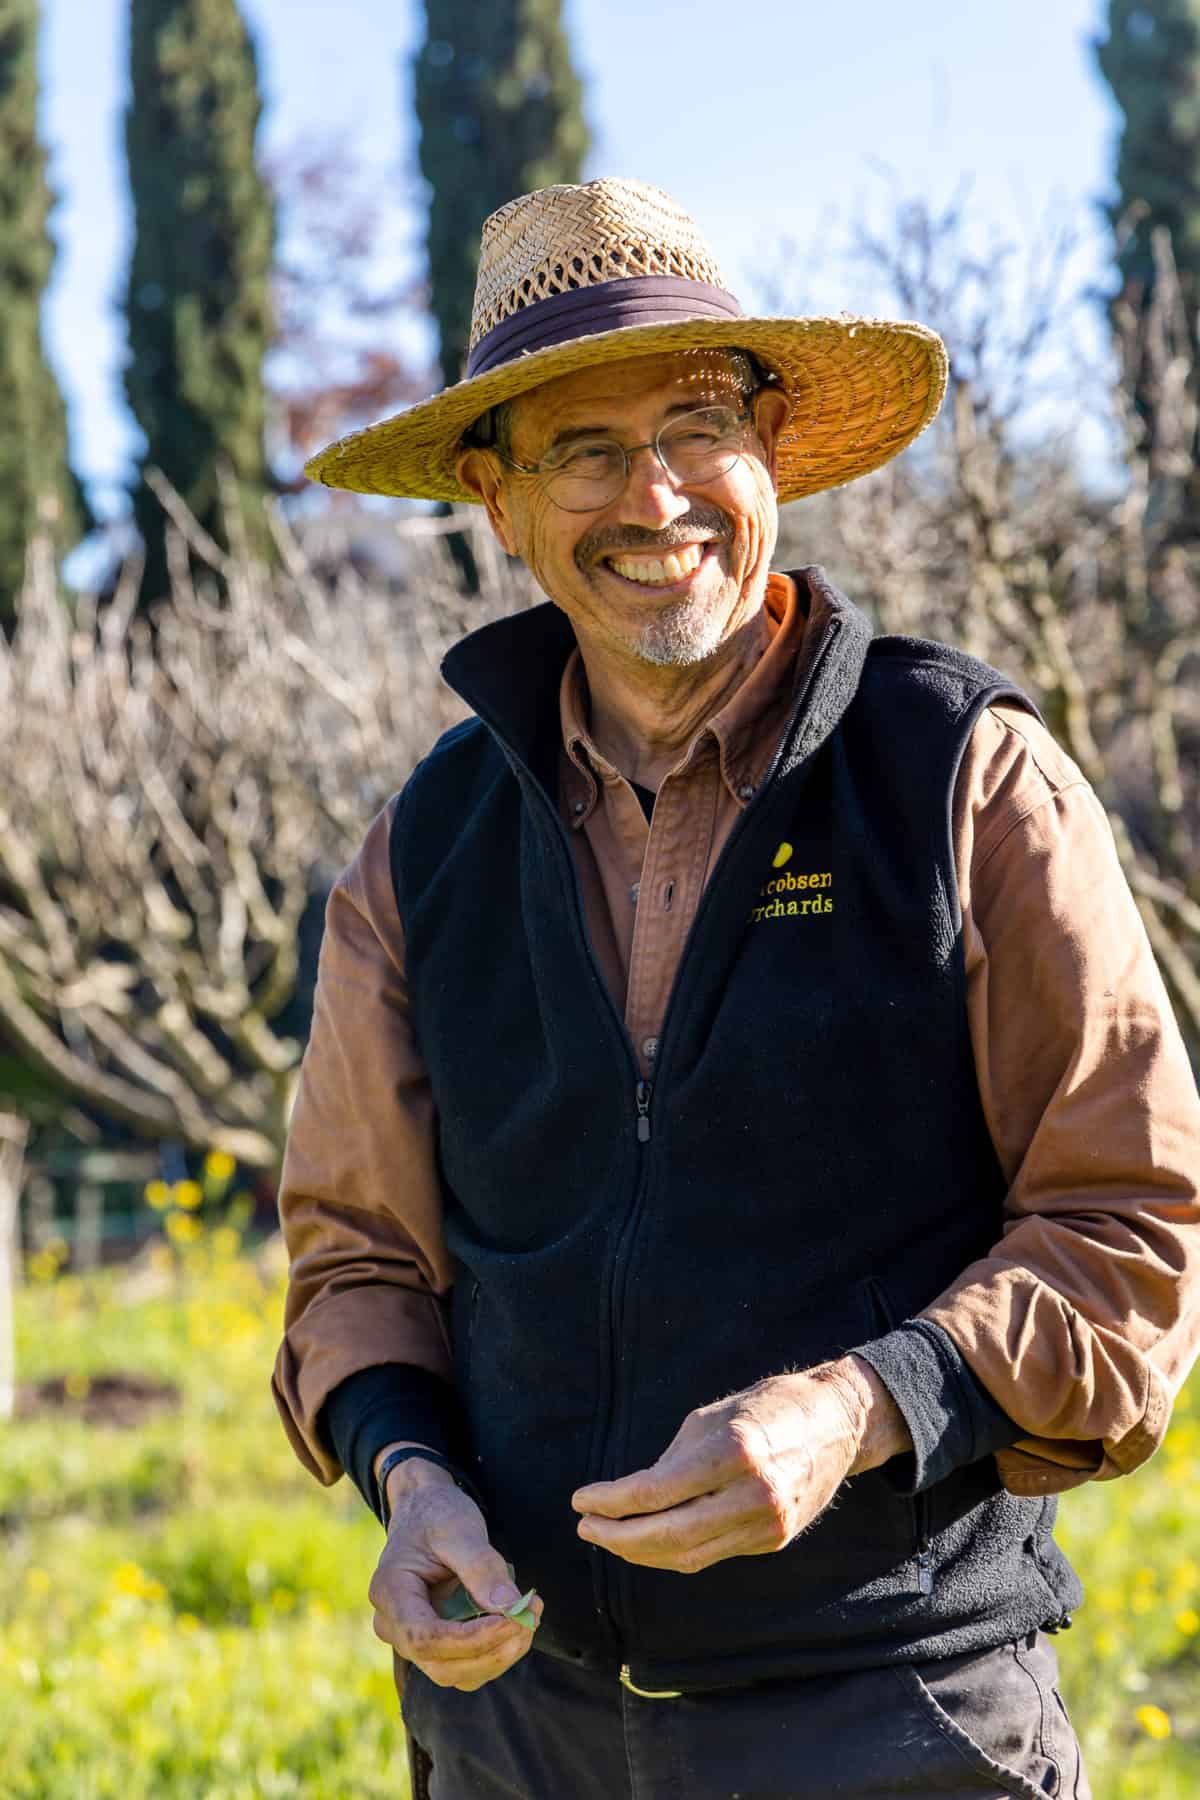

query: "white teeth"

left=608, top=544, right=704, bottom=586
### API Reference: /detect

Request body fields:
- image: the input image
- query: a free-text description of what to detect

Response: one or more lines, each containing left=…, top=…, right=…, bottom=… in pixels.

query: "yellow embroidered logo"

left=749, top=844, right=833, bottom=925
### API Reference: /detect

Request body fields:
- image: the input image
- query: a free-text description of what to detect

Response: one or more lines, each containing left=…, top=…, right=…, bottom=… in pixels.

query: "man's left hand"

left=571, top=1355, right=910, bottom=1574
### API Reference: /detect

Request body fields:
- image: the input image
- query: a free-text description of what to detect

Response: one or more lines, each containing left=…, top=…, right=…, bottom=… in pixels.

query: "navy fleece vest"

left=392, top=572, right=1082, bottom=1690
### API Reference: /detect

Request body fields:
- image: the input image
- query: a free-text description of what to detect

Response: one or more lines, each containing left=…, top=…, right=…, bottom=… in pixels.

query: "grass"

left=4, top=1210, right=1199, bottom=1796
left=4, top=1226, right=407, bottom=1800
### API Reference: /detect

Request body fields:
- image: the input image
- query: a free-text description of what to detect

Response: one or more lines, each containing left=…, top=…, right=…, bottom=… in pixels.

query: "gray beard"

left=633, top=596, right=728, bottom=667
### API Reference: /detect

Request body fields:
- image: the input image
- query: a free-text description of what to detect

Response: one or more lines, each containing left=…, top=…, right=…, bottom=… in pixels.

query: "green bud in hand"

left=434, top=1563, right=539, bottom=1631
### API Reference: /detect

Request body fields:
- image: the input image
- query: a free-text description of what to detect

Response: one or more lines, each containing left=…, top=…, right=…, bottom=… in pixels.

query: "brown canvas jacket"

left=274, top=574, right=1200, bottom=1499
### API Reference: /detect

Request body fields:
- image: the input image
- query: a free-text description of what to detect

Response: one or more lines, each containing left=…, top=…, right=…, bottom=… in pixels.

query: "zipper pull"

left=916, top=1540, right=934, bottom=1597
left=635, top=1080, right=652, bottom=1143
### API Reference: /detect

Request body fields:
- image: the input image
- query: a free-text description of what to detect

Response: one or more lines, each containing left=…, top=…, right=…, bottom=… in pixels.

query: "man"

left=274, top=179, right=1200, bottom=1798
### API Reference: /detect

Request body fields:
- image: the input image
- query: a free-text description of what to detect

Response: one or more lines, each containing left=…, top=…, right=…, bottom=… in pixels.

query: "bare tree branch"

left=0, top=496, right=535, bottom=1166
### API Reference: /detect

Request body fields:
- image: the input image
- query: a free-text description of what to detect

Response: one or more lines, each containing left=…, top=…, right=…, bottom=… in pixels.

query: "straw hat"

left=304, top=178, right=948, bottom=505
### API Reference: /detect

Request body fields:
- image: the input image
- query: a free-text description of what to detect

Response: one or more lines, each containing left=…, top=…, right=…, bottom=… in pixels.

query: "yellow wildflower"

left=144, top=1180, right=170, bottom=1211
left=1135, top=1704, right=1171, bottom=1740
left=27, top=1249, right=59, bottom=1284
left=211, top=1225, right=241, bottom=1261
left=166, top=1212, right=203, bottom=1246
left=173, top=1179, right=204, bottom=1211
left=110, top=1562, right=167, bottom=1604
left=112, top=1562, right=149, bottom=1597
left=1174, top=1607, right=1200, bottom=1636
left=203, top=1150, right=237, bottom=1183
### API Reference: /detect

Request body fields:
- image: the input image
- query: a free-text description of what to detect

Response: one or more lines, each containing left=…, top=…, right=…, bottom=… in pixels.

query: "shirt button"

left=630, top=882, right=640, bottom=906
left=642, top=1037, right=659, bottom=1061
left=572, top=800, right=585, bottom=816
left=738, top=783, right=755, bottom=801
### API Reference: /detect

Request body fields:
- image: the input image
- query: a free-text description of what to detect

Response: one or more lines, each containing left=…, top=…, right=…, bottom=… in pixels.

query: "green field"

left=3, top=1216, right=1198, bottom=1797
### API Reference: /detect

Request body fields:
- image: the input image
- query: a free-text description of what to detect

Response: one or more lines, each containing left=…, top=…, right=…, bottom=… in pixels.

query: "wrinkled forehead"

left=510, top=349, right=751, bottom=449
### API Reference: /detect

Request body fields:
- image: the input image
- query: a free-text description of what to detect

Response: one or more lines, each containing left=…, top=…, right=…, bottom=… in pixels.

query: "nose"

left=614, top=442, right=692, bottom=530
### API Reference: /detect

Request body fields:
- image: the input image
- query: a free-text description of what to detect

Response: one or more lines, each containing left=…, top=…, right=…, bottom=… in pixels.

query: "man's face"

left=459, top=351, right=790, bottom=669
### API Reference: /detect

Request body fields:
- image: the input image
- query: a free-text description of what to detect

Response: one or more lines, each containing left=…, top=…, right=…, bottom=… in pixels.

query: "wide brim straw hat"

left=304, top=179, right=948, bottom=506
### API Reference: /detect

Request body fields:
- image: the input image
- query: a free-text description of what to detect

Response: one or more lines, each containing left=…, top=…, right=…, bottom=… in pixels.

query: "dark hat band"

left=465, top=276, right=744, bottom=379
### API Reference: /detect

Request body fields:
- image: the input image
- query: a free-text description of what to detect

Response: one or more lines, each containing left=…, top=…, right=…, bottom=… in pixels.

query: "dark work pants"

left=402, top=1631, right=1090, bottom=1800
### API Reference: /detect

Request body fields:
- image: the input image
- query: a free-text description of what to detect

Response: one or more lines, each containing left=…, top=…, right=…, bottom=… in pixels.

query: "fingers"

left=435, top=1535, right=526, bottom=1620
left=372, top=1573, right=544, bottom=1691
left=572, top=1442, right=734, bottom=1520
left=576, top=1478, right=788, bottom=1570
left=368, top=1485, right=542, bottom=1692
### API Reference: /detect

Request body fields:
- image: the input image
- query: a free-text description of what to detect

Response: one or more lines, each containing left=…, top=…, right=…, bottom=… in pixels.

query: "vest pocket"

left=453, top=1276, right=481, bottom=1391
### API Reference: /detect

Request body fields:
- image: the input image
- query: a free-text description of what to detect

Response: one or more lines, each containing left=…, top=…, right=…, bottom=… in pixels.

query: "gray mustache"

left=578, top=508, right=731, bottom=565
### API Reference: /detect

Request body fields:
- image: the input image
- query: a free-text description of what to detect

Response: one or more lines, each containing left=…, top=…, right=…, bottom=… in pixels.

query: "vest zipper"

left=916, top=1537, right=934, bottom=1596
left=497, top=763, right=646, bottom=1659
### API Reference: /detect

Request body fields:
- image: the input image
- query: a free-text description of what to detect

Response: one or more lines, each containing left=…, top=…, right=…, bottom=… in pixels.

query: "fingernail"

left=489, top=1584, right=520, bottom=1609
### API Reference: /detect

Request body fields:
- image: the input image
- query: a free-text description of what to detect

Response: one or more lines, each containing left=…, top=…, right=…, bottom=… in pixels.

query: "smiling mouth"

left=602, top=543, right=711, bottom=588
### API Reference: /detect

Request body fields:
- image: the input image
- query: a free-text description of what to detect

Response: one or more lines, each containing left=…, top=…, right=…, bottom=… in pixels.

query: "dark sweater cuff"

left=319, top=1364, right=467, bottom=1524
left=854, top=1320, right=1022, bottom=1494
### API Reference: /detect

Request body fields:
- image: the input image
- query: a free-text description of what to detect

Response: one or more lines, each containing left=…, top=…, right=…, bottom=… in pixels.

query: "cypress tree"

left=0, top=0, right=88, bottom=631
left=1095, top=1, right=1200, bottom=537
left=414, top=0, right=589, bottom=387
left=1097, top=0, right=1200, bottom=315
left=123, top=0, right=275, bottom=604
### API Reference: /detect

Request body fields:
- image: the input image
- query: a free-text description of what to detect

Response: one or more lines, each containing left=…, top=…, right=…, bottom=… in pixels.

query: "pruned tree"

left=0, top=0, right=88, bottom=630
left=0, top=490, right=534, bottom=1167
left=123, top=0, right=275, bottom=605
left=774, top=195, right=1200, bottom=1063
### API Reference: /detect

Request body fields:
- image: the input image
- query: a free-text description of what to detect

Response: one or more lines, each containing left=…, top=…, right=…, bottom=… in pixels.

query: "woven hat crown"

left=469, top=178, right=731, bottom=347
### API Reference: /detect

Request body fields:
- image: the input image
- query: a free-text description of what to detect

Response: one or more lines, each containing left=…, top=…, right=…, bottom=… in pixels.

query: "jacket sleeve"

left=271, top=796, right=460, bottom=1485
left=858, top=704, right=1200, bottom=1498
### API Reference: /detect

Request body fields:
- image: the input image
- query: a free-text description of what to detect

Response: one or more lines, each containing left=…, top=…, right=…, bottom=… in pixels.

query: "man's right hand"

left=367, top=1449, right=543, bottom=1691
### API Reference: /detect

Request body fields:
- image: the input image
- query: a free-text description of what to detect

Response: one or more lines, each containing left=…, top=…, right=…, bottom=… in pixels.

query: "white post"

left=75, top=1184, right=102, bottom=1277
left=0, top=1115, right=29, bottom=1423
left=26, top=1174, right=54, bottom=1253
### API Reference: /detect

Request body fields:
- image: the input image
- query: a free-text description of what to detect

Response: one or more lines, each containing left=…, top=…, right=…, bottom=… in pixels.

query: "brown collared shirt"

left=273, top=572, right=1200, bottom=1498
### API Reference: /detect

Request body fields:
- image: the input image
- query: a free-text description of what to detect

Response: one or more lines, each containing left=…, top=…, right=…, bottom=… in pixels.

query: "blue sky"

left=41, top=0, right=1118, bottom=520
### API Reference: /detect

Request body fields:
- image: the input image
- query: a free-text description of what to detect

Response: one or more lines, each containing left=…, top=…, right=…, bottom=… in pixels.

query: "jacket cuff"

left=854, top=1321, right=1022, bottom=1493
left=320, top=1364, right=468, bottom=1524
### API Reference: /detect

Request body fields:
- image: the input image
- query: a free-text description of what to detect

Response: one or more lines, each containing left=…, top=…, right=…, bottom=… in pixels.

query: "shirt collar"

left=559, top=572, right=807, bottom=826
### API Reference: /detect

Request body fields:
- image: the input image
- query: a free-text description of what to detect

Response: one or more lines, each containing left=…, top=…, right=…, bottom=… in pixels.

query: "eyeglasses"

left=500, top=405, right=754, bottom=513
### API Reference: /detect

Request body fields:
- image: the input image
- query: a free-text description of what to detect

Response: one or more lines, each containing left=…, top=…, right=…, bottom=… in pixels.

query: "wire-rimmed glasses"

left=500, top=405, right=753, bottom=513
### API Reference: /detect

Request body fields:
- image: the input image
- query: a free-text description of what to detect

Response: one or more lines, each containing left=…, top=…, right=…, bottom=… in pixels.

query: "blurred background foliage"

left=0, top=0, right=1198, bottom=1792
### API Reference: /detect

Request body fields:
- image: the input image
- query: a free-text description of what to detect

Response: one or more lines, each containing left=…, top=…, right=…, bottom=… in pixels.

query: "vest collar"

left=439, top=566, right=875, bottom=788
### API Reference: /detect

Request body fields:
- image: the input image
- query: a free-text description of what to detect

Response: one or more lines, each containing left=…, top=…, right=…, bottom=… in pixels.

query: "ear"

left=750, top=387, right=792, bottom=488
left=455, top=447, right=519, bottom=556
